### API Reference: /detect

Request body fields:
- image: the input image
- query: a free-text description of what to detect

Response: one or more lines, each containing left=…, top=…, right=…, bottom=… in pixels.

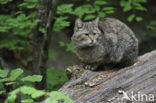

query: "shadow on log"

left=59, top=50, right=156, bottom=103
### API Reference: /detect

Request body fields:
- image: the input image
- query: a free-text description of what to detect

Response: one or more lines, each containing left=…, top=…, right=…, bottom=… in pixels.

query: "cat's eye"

left=93, top=33, right=96, bottom=35
left=85, top=33, right=89, bottom=36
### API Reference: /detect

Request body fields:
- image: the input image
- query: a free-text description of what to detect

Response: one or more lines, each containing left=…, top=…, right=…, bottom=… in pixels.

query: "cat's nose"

left=88, top=35, right=94, bottom=41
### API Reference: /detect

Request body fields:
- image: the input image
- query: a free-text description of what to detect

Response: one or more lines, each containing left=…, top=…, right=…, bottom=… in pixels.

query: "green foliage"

left=0, top=68, right=23, bottom=82
left=49, top=41, right=76, bottom=60
left=0, top=69, right=8, bottom=78
left=0, top=0, right=13, bottom=4
left=5, top=86, right=74, bottom=103
left=147, top=20, right=156, bottom=31
left=66, top=42, right=76, bottom=53
left=94, top=0, right=108, bottom=5
left=120, top=0, right=147, bottom=12
left=39, top=27, right=46, bottom=34
left=0, top=68, right=42, bottom=96
left=21, top=99, right=34, bottom=103
left=21, top=75, right=43, bottom=82
left=127, top=14, right=135, bottom=22
left=0, top=68, right=71, bottom=103
left=26, top=57, right=32, bottom=62
left=18, top=0, right=38, bottom=9
left=6, top=86, right=45, bottom=103
left=53, top=0, right=116, bottom=32
left=84, top=15, right=96, bottom=21
left=0, top=90, right=5, bottom=95
left=53, top=0, right=147, bottom=32
left=0, top=0, right=149, bottom=53
left=53, top=16, right=70, bottom=32
left=59, top=41, right=65, bottom=47
left=57, top=4, right=74, bottom=15
left=0, top=12, right=38, bottom=50
left=74, top=4, right=96, bottom=18
left=49, top=51, right=56, bottom=60
left=135, top=17, right=143, bottom=22
left=59, top=41, right=76, bottom=53
left=120, top=0, right=147, bottom=22
left=0, top=0, right=38, bottom=66
left=47, top=69, right=68, bottom=91
left=45, top=91, right=74, bottom=103
left=20, top=86, right=45, bottom=98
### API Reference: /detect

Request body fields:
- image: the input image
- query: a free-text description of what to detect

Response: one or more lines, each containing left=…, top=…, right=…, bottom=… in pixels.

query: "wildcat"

left=71, top=17, right=138, bottom=70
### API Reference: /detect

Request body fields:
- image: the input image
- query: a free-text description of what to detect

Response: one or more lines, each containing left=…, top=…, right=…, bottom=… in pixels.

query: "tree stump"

left=59, top=50, right=156, bottom=103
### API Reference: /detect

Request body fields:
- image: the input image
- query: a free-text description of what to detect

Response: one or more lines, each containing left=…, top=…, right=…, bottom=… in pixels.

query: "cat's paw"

left=84, top=64, right=98, bottom=71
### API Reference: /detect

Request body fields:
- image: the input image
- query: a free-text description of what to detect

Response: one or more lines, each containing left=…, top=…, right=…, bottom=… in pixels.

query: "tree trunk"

left=32, top=0, right=57, bottom=89
left=59, top=50, right=156, bottom=103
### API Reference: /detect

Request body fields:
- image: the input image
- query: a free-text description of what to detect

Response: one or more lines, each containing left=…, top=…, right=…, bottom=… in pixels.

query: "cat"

left=71, top=17, right=138, bottom=70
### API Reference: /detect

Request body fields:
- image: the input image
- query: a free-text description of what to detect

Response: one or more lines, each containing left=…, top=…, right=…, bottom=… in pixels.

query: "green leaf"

left=66, top=42, right=76, bottom=53
left=26, top=56, right=32, bottom=62
left=18, top=0, right=38, bottom=9
left=146, top=25, right=155, bottom=30
left=27, top=5, right=36, bottom=9
left=57, top=4, right=74, bottom=15
left=136, top=17, right=143, bottom=22
left=94, top=0, right=108, bottom=5
left=21, top=86, right=45, bottom=98
left=98, top=12, right=106, bottom=18
left=9, top=88, right=20, bottom=95
left=39, top=27, right=46, bottom=34
left=150, top=21, right=156, bottom=25
left=59, top=41, right=65, bottom=47
left=53, top=16, right=70, bottom=32
left=49, top=51, right=56, bottom=60
left=21, top=99, right=34, bottom=103
left=0, top=69, right=8, bottom=78
left=5, top=82, right=16, bottom=85
left=21, top=75, right=42, bottom=82
left=74, top=4, right=96, bottom=18
left=84, top=15, right=96, bottom=20
left=123, top=4, right=132, bottom=12
left=135, top=6, right=147, bottom=11
left=45, top=91, right=74, bottom=103
left=31, top=90, right=45, bottom=98
left=94, top=5, right=100, bottom=11
left=0, top=68, right=23, bottom=82
left=20, top=86, right=35, bottom=95
left=120, top=0, right=132, bottom=12
left=7, top=88, right=20, bottom=103
left=8, top=94, right=16, bottom=103
left=28, top=12, right=37, bottom=18
left=0, top=0, right=13, bottom=4
left=102, top=7, right=114, bottom=11
left=10, top=68, right=24, bottom=81
left=105, top=10, right=114, bottom=14
left=15, top=11, right=23, bottom=15
left=0, top=90, right=5, bottom=95
left=47, top=69, right=68, bottom=90
left=127, top=14, right=135, bottom=22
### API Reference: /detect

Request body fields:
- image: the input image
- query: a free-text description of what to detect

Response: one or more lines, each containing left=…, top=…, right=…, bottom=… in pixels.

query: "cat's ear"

left=75, top=18, right=83, bottom=29
left=93, top=17, right=99, bottom=26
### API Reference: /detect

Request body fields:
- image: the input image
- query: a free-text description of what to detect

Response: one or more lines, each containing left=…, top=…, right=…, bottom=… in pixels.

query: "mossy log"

left=59, top=50, right=156, bottom=103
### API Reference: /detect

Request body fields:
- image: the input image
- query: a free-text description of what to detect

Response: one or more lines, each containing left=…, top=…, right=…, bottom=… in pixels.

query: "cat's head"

left=72, top=17, right=102, bottom=49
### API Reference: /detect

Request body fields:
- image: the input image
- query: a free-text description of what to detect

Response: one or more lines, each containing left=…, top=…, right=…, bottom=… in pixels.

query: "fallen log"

left=59, top=50, right=156, bottom=103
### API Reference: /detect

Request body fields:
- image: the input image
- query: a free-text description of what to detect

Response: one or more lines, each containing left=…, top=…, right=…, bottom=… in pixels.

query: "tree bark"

left=59, top=50, right=156, bottom=103
left=32, top=0, right=58, bottom=89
